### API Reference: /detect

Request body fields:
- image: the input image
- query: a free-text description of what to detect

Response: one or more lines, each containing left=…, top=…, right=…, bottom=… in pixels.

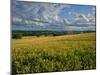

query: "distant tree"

left=12, top=33, right=23, bottom=39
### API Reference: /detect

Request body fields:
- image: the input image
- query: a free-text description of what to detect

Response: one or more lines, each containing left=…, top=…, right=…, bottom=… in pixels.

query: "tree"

left=12, top=33, right=23, bottom=39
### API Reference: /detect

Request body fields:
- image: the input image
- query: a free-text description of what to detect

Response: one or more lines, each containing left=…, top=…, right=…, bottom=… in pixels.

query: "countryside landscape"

left=12, top=0, right=96, bottom=74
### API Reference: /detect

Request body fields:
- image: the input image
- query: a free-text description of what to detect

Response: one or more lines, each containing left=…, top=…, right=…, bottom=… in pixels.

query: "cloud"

left=12, top=17, right=22, bottom=23
left=72, top=13, right=95, bottom=27
left=12, top=1, right=96, bottom=31
left=75, top=14, right=89, bottom=22
left=63, top=18, right=71, bottom=25
left=12, top=1, right=71, bottom=25
left=41, top=3, right=71, bottom=24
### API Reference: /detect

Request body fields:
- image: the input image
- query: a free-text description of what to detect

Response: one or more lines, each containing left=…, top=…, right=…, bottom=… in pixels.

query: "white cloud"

left=12, top=16, right=45, bottom=26
left=12, top=1, right=95, bottom=31
left=75, top=14, right=89, bottom=22
left=12, top=1, right=72, bottom=26
left=73, top=13, right=95, bottom=27
left=12, top=17, right=22, bottom=22
left=63, top=18, right=71, bottom=25
left=41, top=3, right=71, bottom=24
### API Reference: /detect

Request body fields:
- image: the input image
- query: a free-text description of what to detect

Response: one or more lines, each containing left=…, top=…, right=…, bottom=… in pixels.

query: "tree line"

left=12, top=30, right=95, bottom=39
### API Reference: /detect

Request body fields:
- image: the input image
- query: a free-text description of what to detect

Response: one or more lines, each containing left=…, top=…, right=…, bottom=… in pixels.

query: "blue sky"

left=12, top=0, right=96, bottom=31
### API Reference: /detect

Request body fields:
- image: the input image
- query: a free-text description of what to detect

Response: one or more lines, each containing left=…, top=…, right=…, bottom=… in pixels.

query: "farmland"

left=12, top=32, right=96, bottom=74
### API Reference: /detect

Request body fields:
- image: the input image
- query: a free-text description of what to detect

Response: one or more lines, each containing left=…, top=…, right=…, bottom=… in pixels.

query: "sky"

left=11, top=0, right=96, bottom=31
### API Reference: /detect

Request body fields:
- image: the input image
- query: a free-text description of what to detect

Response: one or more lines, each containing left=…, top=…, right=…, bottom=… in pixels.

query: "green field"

left=12, top=32, right=96, bottom=74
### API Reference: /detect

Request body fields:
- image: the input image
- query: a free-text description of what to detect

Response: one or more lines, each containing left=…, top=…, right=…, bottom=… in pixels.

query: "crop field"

left=12, top=32, right=96, bottom=74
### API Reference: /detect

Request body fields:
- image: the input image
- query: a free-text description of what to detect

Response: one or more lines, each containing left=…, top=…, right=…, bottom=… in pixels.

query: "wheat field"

left=12, top=32, right=96, bottom=74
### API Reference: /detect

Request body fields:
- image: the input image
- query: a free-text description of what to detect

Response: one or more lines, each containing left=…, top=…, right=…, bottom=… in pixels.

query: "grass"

left=12, top=32, right=96, bottom=74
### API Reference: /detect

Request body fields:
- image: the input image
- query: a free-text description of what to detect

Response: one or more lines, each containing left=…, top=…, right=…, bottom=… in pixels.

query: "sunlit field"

left=12, top=32, right=96, bottom=74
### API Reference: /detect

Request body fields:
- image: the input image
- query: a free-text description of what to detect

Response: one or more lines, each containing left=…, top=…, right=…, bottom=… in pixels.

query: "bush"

left=12, top=33, right=23, bottom=39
